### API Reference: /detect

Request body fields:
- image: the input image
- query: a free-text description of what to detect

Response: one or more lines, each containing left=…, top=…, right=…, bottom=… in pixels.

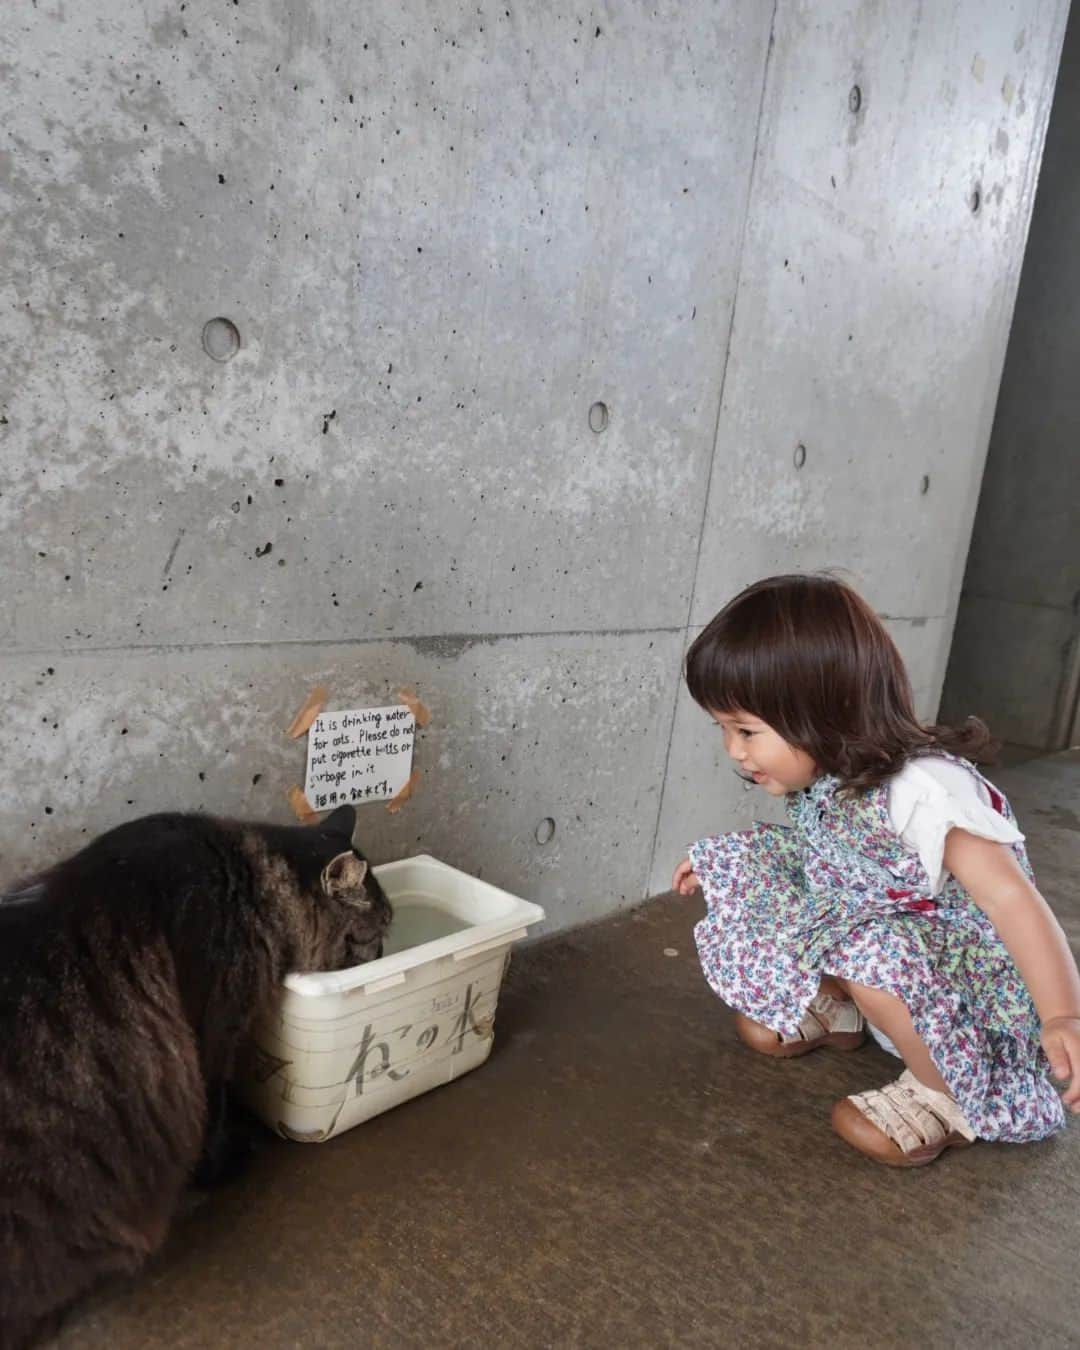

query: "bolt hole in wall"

left=535, top=817, right=556, bottom=846
left=848, top=84, right=862, bottom=113
left=793, top=442, right=807, bottom=469
left=201, top=316, right=241, bottom=362
left=588, top=401, right=609, bottom=433
left=920, top=474, right=931, bottom=495
left=970, top=184, right=982, bottom=215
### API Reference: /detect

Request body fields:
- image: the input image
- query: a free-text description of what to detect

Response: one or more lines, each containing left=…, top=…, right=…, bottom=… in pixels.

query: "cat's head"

left=264, top=805, right=393, bottom=970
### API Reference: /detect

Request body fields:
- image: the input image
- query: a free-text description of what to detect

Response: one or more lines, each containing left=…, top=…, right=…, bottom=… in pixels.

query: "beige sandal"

left=734, top=993, right=866, bottom=1058
left=831, top=1069, right=977, bottom=1167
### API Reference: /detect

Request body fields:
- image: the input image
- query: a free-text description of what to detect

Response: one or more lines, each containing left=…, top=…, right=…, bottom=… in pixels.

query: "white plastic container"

left=236, top=854, right=545, bottom=1142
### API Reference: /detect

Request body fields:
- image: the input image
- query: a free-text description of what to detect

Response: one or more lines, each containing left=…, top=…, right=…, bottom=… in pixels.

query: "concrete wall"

left=0, top=1, right=1068, bottom=931
left=940, top=3, right=1080, bottom=752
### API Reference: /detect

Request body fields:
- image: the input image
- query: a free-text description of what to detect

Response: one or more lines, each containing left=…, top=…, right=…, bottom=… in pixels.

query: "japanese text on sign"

left=304, top=705, right=415, bottom=809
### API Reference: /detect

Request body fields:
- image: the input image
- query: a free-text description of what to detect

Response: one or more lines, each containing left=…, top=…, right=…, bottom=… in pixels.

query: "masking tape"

left=386, top=769, right=421, bottom=814
left=287, top=785, right=320, bottom=824
left=285, top=684, right=329, bottom=739
left=396, top=687, right=431, bottom=728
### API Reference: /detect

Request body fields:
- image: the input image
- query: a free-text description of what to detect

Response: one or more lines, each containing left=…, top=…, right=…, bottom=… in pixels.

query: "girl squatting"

left=673, top=574, right=1080, bottom=1167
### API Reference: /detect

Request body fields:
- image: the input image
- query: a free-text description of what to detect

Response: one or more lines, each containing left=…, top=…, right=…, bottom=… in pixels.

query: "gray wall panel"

left=691, top=2, right=1064, bottom=682
left=0, top=630, right=682, bottom=928
left=0, top=1, right=770, bottom=650
left=0, top=1, right=1068, bottom=930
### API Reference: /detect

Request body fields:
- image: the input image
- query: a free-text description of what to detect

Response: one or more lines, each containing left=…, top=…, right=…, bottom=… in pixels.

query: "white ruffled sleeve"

left=886, top=758, right=1024, bottom=894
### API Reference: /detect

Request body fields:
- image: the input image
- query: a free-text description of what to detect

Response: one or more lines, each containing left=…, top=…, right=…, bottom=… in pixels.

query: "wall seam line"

left=4, top=625, right=688, bottom=662
left=643, top=0, right=779, bottom=898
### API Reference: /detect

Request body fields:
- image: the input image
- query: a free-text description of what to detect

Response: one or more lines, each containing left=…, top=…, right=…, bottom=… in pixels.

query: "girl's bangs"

left=686, top=631, right=773, bottom=719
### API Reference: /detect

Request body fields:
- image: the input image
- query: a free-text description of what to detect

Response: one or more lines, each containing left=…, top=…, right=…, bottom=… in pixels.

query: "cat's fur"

left=0, top=804, right=391, bottom=1350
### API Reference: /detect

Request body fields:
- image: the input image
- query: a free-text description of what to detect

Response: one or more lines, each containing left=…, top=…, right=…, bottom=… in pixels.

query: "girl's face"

left=710, top=709, right=818, bottom=795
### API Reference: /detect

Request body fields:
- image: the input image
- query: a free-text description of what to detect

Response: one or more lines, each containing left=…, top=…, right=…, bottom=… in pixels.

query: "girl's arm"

left=944, top=828, right=1080, bottom=1112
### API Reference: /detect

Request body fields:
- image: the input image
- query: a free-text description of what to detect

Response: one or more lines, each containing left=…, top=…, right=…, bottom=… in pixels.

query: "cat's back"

left=4, top=811, right=229, bottom=902
left=51, top=810, right=233, bottom=894
left=0, top=812, right=234, bottom=975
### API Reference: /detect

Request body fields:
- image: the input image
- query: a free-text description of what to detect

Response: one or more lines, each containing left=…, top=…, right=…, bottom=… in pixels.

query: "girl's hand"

left=671, top=858, right=702, bottom=896
left=1041, top=1016, right=1080, bottom=1112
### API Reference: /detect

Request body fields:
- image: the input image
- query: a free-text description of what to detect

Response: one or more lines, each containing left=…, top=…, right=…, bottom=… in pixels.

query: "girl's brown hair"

left=685, top=574, right=994, bottom=791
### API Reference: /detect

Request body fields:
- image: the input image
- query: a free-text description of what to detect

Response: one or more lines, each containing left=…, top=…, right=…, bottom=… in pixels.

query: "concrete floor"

left=62, top=753, right=1080, bottom=1349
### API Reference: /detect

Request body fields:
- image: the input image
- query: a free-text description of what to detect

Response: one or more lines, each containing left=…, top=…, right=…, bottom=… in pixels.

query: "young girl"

left=672, top=574, right=1080, bottom=1167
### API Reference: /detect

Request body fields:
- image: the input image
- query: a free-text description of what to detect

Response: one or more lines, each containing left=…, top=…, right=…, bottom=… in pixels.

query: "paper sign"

left=304, top=706, right=415, bottom=810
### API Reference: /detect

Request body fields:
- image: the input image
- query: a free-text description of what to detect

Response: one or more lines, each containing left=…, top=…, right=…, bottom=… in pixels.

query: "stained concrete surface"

left=57, top=755, right=1080, bottom=1349
left=2, top=1, right=1071, bottom=928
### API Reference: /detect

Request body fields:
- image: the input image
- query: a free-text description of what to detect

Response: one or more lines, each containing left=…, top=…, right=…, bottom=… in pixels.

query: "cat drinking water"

left=0, top=803, right=390, bottom=1350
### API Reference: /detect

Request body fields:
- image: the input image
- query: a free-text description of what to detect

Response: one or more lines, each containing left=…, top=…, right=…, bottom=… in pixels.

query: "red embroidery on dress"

left=887, top=887, right=936, bottom=912
left=986, top=785, right=1005, bottom=815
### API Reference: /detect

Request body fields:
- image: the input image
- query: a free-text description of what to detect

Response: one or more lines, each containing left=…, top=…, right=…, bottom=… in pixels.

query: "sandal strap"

left=848, top=1070, right=976, bottom=1153
left=780, top=992, right=864, bottom=1044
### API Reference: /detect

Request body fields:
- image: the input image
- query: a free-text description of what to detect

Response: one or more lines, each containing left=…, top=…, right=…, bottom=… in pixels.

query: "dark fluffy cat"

left=0, top=804, right=391, bottom=1350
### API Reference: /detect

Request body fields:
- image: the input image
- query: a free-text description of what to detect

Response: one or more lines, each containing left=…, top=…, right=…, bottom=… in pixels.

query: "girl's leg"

left=732, top=975, right=865, bottom=1057
left=833, top=977, right=950, bottom=1095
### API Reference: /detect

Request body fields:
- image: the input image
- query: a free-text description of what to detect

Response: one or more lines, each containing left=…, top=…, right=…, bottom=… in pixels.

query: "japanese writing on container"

left=345, top=982, right=492, bottom=1096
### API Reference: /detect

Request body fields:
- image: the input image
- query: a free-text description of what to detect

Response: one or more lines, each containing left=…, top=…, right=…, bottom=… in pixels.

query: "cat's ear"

left=320, top=804, right=357, bottom=839
left=321, top=850, right=369, bottom=902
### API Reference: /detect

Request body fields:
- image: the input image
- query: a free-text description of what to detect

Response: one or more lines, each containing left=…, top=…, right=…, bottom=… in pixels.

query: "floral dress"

left=689, top=758, right=1066, bottom=1142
